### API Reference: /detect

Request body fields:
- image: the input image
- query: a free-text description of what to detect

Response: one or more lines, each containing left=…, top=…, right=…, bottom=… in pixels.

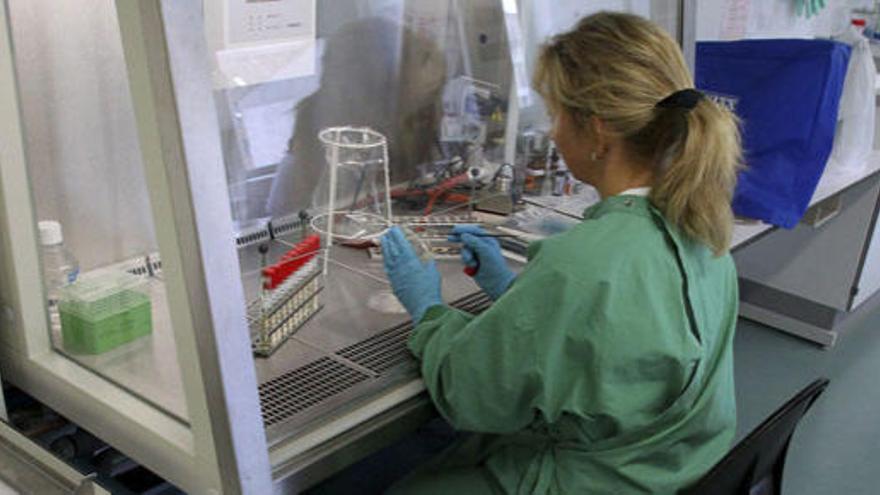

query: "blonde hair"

left=533, top=12, right=742, bottom=255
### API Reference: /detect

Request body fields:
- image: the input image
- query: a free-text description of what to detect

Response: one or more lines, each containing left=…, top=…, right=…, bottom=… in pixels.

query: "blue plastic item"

left=696, top=39, right=851, bottom=228
left=381, top=226, right=443, bottom=323
left=448, top=225, right=517, bottom=300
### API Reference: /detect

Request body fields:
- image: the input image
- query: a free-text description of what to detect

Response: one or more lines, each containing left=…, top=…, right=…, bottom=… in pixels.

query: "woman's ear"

left=588, top=115, right=609, bottom=158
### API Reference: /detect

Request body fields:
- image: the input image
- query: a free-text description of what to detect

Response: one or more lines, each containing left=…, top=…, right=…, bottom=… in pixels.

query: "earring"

left=590, top=151, right=599, bottom=162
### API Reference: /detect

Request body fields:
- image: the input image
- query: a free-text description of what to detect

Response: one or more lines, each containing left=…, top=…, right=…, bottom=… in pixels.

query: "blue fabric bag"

left=695, top=39, right=851, bottom=228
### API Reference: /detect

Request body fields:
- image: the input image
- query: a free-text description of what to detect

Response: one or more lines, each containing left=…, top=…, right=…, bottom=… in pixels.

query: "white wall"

left=8, top=1, right=158, bottom=271
left=697, top=0, right=874, bottom=41
left=516, top=0, right=671, bottom=129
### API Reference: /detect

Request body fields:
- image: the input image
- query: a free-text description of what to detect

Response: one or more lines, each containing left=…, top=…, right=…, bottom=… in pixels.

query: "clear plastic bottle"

left=38, top=221, right=79, bottom=327
left=542, top=147, right=560, bottom=196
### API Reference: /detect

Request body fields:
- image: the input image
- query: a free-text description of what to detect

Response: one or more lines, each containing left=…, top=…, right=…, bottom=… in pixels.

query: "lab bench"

left=732, top=154, right=880, bottom=347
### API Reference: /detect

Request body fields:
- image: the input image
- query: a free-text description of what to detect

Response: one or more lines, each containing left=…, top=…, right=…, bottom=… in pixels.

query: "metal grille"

left=451, top=292, right=492, bottom=314
left=336, top=322, right=413, bottom=374
left=270, top=215, right=308, bottom=237
left=233, top=216, right=307, bottom=249
left=125, top=255, right=162, bottom=277
left=127, top=265, right=150, bottom=277
left=235, top=229, right=270, bottom=247
left=334, top=291, right=494, bottom=374
left=258, top=357, right=370, bottom=427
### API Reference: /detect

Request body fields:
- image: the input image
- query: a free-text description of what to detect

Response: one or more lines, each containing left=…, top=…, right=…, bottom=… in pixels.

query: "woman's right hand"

left=448, top=225, right=516, bottom=300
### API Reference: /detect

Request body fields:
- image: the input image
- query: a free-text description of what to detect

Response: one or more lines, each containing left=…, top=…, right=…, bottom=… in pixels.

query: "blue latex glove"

left=381, top=226, right=443, bottom=323
left=448, top=225, right=516, bottom=300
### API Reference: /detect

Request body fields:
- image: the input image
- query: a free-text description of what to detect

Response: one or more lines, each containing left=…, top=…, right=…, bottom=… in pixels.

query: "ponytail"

left=639, top=98, right=742, bottom=255
left=534, top=12, right=743, bottom=255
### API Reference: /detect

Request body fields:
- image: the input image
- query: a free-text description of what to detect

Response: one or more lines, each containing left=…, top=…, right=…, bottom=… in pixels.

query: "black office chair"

left=681, top=378, right=830, bottom=495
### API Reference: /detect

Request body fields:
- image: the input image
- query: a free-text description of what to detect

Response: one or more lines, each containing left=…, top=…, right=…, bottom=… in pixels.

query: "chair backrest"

left=680, top=378, right=830, bottom=495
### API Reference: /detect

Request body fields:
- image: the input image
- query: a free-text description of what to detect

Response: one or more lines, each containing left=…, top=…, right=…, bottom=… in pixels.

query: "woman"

left=381, top=12, right=741, bottom=494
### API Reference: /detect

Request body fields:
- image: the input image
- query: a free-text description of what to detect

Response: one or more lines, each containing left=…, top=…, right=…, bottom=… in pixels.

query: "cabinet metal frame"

left=0, top=0, right=272, bottom=492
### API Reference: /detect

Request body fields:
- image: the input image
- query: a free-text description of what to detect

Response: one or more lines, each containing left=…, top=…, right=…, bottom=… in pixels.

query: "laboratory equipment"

left=205, top=0, right=318, bottom=89
left=391, top=171, right=475, bottom=216
left=367, top=214, right=476, bottom=261
left=552, top=168, right=568, bottom=196
left=473, top=162, right=518, bottom=215
left=38, top=221, right=79, bottom=310
left=543, top=147, right=561, bottom=196
left=311, top=126, right=393, bottom=273
left=58, top=271, right=152, bottom=355
left=523, top=146, right=560, bottom=196
left=517, top=130, right=549, bottom=170
left=440, top=76, right=504, bottom=149
left=209, top=0, right=315, bottom=48
left=496, top=163, right=515, bottom=194
left=390, top=74, right=510, bottom=217
left=250, top=234, right=323, bottom=357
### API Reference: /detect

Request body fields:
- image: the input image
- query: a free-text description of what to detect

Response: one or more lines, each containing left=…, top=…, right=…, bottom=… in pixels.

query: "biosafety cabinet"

left=0, top=1, right=690, bottom=493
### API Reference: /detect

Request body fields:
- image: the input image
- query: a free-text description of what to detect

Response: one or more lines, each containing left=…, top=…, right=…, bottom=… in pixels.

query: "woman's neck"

left=593, top=153, right=655, bottom=199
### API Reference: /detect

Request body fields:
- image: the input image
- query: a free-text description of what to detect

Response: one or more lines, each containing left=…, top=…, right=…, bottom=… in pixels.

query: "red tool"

left=389, top=173, right=471, bottom=216
left=262, top=235, right=322, bottom=290
left=464, top=261, right=479, bottom=277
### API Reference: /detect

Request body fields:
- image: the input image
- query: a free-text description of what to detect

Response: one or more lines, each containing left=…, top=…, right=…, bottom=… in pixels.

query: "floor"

left=734, top=299, right=880, bottom=495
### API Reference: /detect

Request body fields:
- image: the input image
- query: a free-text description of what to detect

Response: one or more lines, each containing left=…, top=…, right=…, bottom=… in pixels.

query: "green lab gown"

left=388, top=195, right=738, bottom=494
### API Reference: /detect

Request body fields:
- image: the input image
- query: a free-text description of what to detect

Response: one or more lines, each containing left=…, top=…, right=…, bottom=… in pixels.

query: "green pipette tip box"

left=58, top=271, right=152, bottom=355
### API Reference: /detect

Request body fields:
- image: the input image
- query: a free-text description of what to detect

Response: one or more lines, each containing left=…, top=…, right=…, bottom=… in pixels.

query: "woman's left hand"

left=381, top=226, right=443, bottom=323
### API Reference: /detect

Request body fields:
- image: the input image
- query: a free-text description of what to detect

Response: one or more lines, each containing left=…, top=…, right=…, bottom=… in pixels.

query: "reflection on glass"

left=213, top=1, right=514, bottom=226
left=268, top=16, right=447, bottom=217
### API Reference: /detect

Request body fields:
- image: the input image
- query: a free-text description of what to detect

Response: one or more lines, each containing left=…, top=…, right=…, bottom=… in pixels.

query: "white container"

left=38, top=220, right=79, bottom=307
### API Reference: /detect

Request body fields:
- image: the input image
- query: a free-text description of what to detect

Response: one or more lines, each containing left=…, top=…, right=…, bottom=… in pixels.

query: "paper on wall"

left=720, top=0, right=750, bottom=39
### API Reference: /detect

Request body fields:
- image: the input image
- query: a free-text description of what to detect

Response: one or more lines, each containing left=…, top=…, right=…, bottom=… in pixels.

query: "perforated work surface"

left=259, top=357, right=370, bottom=427
left=335, top=322, right=413, bottom=374
left=334, top=292, right=493, bottom=374
left=451, top=292, right=492, bottom=314
left=257, top=291, right=493, bottom=430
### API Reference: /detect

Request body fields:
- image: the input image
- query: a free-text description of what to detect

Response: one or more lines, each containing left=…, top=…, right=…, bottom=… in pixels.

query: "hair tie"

left=656, top=89, right=704, bottom=111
